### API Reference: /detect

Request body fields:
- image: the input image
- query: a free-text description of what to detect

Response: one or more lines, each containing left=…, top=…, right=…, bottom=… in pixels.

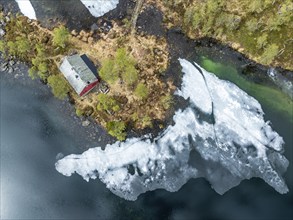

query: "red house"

left=59, top=54, right=99, bottom=96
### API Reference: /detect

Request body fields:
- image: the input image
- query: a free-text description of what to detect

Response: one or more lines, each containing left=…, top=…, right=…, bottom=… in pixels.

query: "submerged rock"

left=56, top=59, right=288, bottom=201
left=82, top=120, right=91, bottom=127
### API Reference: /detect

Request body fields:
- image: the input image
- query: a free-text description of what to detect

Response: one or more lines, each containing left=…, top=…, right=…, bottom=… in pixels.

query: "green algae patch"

left=201, top=57, right=293, bottom=123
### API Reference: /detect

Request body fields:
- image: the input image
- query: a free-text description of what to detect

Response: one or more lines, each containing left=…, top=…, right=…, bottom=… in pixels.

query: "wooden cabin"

left=59, top=54, right=99, bottom=96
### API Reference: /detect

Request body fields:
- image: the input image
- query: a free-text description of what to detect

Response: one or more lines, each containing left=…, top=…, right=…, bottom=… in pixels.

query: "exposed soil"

left=136, top=4, right=164, bottom=37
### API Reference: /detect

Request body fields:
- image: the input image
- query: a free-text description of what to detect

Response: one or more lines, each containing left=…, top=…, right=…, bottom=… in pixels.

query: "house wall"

left=80, top=80, right=99, bottom=96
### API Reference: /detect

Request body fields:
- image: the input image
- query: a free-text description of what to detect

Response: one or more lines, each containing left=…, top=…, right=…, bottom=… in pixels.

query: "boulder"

left=81, top=36, right=88, bottom=43
left=0, top=62, right=8, bottom=71
left=71, top=30, right=78, bottom=36
left=88, top=37, right=94, bottom=44
left=8, top=67, right=14, bottom=74
left=0, top=65, right=7, bottom=72
left=9, top=60, right=15, bottom=66
left=108, top=31, right=116, bottom=39
left=0, top=29, right=5, bottom=37
left=91, top=23, right=99, bottom=31
left=82, top=120, right=91, bottom=127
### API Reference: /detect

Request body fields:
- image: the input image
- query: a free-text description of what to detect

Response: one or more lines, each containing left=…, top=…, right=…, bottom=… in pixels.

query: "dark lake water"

left=1, top=51, right=292, bottom=219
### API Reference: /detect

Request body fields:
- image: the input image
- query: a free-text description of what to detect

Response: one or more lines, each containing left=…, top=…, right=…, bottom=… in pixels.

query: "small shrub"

left=160, top=94, right=173, bottom=110
left=106, top=121, right=126, bottom=141
left=141, top=116, right=153, bottom=128
left=134, top=83, right=149, bottom=100
left=75, top=108, right=84, bottom=117
left=96, top=93, right=120, bottom=113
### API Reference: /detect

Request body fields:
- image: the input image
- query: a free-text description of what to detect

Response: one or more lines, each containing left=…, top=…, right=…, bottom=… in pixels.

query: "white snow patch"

left=56, top=59, right=289, bottom=200
left=15, top=0, right=36, bottom=20
left=80, top=0, right=119, bottom=17
left=175, top=59, right=212, bottom=114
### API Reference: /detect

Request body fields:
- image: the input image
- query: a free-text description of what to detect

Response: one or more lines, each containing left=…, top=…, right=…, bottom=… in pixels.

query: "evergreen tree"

left=256, top=34, right=268, bottom=49
left=261, top=44, right=279, bottom=65
left=52, top=26, right=70, bottom=48
left=96, top=93, right=120, bottom=112
left=99, top=48, right=138, bottom=85
left=99, top=59, right=119, bottom=84
left=15, top=36, right=31, bottom=58
left=122, top=64, right=138, bottom=86
left=47, top=75, right=70, bottom=99
left=106, top=121, right=126, bottom=141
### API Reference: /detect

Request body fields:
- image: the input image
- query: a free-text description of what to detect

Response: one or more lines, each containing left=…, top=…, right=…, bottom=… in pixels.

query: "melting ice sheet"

left=15, top=0, right=36, bottom=20
left=79, top=0, right=119, bottom=17
left=56, top=59, right=289, bottom=201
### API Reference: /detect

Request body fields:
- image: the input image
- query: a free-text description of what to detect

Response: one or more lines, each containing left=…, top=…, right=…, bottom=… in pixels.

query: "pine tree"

left=106, top=121, right=126, bottom=141
left=52, top=26, right=70, bottom=48
left=261, top=44, right=279, bottom=65
left=47, top=75, right=70, bottom=99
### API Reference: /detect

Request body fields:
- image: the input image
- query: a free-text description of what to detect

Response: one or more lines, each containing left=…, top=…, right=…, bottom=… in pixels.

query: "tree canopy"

left=96, top=93, right=120, bottom=113
left=47, top=75, right=70, bottom=99
left=106, top=121, right=126, bottom=141
left=99, top=48, right=138, bottom=85
left=52, top=26, right=70, bottom=48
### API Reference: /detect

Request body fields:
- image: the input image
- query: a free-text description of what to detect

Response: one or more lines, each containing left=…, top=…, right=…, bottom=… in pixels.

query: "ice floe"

left=15, top=0, right=36, bottom=20
left=80, top=0, right=119, bottom=17
left=56, top=59, right=289, bottom=200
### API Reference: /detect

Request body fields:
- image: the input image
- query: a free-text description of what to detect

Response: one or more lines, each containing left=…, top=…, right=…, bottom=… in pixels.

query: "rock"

left=108, top=31, right=116, bottom=39
left=0, top=29, right=5, bottom=37
left=80, top=30, right=86, bottom=36
left=0, top=65, right=7, bottom=72
left=0, top=19, right=5, bottom=26
left=9, top=60, right=15, bottom=66
left=91, top=23, right=99, bottom=31
left=82, top=120, right=91, bottom=127
left=88, top=37, right=94, bottom=44
left=153, top=48, right=162, bottom=56
left=71, top=30, right=78, bottom=36
left=56, top=153, right=64, bottom=160
left=0, top=62, right=8, bottom=68
left=8, top=67, right=14, bottom=74
left=81, top=36, right=88, bottom=43
left=14, top=73, right=19, bottom=78
left=232, top=42, right=241, bottom=50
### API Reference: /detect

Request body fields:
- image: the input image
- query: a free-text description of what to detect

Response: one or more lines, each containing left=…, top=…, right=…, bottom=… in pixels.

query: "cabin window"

left=75, top=75, right=79, bottom=79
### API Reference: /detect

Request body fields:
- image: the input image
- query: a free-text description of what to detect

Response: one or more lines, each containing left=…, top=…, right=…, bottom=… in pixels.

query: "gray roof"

left=59, top=54, right=98, bottom=95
